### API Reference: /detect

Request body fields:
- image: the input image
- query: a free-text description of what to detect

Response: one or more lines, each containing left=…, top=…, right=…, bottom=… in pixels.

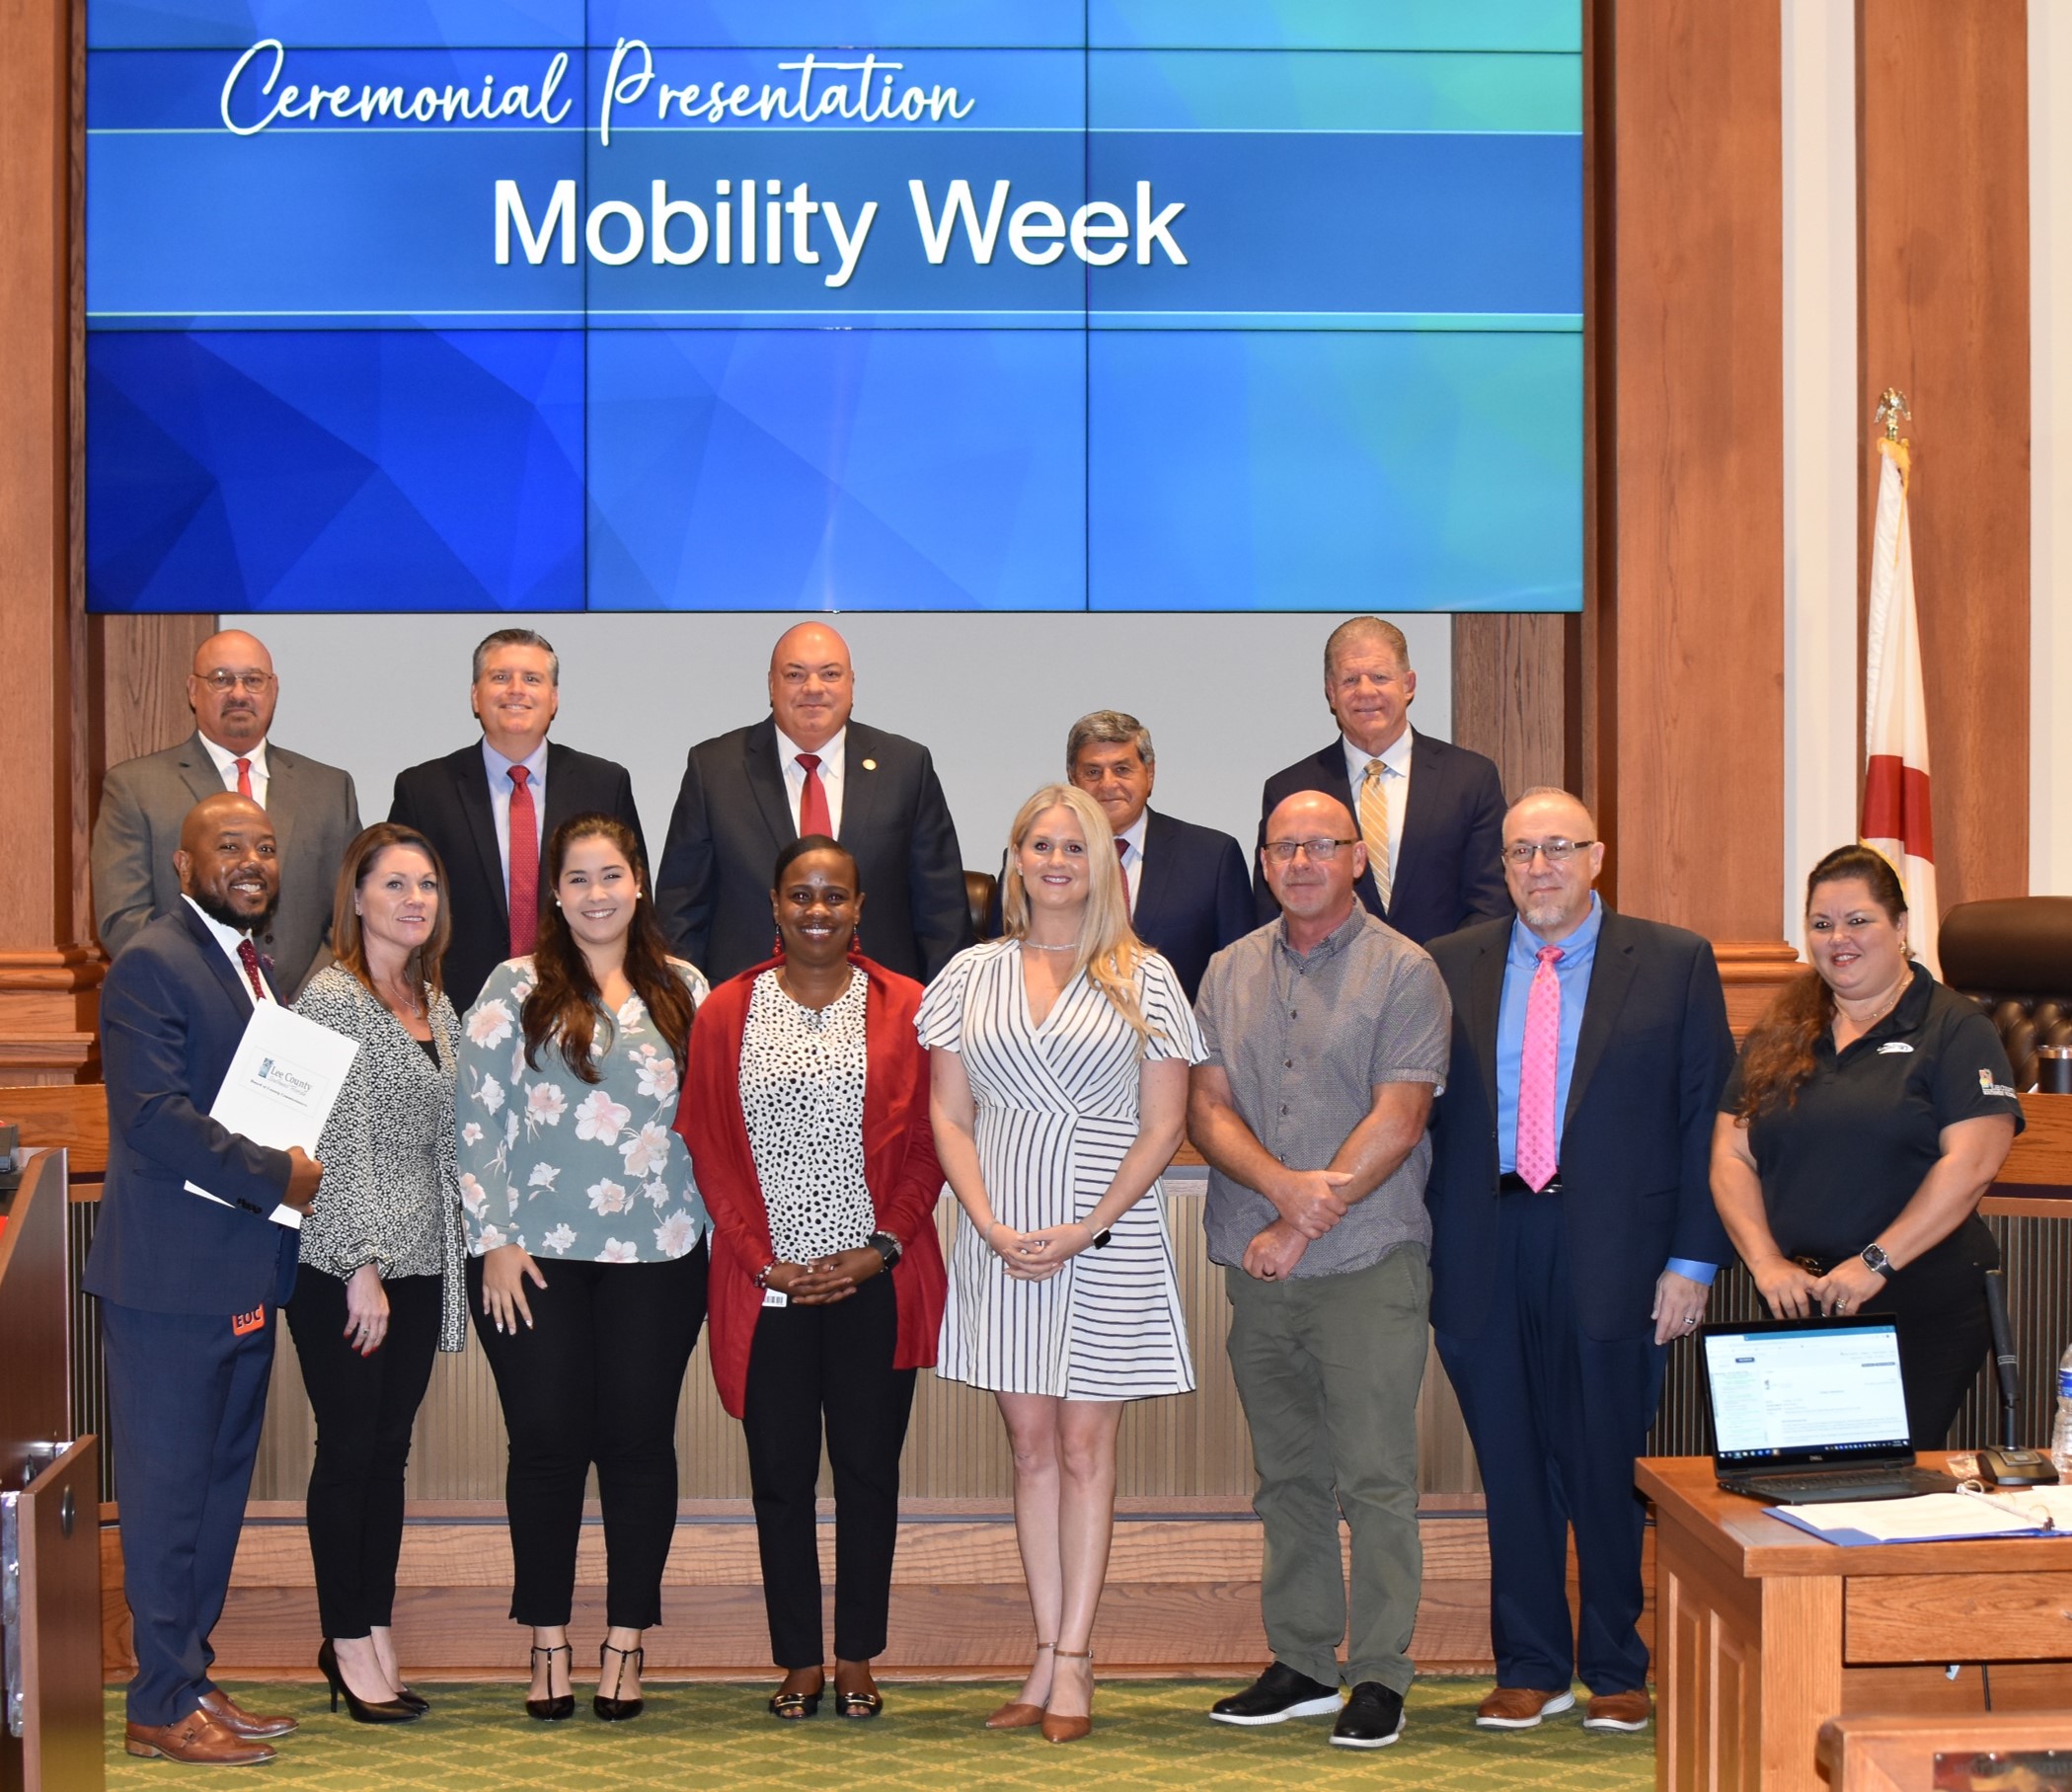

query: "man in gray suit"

left=92, top=629, right=360, bottom=993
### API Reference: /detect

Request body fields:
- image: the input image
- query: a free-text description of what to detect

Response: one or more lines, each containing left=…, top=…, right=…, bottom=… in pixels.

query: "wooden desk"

left=1639, top=1454, right=2072, bottom=1792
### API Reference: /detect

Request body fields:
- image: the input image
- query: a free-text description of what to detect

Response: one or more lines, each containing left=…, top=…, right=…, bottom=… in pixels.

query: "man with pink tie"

left=1422, top=790, right=1733, bottom=1735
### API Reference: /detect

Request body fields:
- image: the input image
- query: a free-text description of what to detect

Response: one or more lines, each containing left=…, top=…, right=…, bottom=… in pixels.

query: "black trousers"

left=469, top=1246, right=707, bottom=1629
left=285, top=1268, right=442, bottom=1638
left=1880, top=1220, right=1994, bottom=1448
left=741, top=1272, right=915, bottom=1668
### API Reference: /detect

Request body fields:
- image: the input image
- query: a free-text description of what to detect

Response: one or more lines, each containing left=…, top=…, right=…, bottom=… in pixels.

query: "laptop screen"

left=1702, top=1320, right=1913, bottom=1466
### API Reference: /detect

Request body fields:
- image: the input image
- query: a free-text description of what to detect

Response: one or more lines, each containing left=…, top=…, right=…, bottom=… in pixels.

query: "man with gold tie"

left=1254, top=616, right=1508, bottom=946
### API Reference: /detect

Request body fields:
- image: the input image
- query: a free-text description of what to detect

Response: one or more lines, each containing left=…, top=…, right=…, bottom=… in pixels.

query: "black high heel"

left=317, top=1640, right=418, bottom=1725
left=594, top=1641, right=645, bottom=1722
left=392, top=1685, right=430, bottom=1716
left=526, top=1642, right=576, bottom=1722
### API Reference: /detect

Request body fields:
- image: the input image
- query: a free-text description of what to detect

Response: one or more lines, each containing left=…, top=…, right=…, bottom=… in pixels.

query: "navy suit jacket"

left=1422, top=908, right=1734, bottom=1342
left=655, top=717, right=971, bottom=986
left=1255, top=733, right=1508, bottom=945
left=83, top=904, right=301, bottom=1317
left=390, top=740, right=647, bottom=1010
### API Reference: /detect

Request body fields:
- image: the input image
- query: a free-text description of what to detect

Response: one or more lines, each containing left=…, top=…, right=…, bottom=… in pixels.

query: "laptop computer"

left=1699, top=1315, right=1955, bottom=1504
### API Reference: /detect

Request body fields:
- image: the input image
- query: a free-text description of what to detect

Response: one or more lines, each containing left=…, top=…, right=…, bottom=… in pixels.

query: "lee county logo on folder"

left=186, top=1005, right=358, bottom=1229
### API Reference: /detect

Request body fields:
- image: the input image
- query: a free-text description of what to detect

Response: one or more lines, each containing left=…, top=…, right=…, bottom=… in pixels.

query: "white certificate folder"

left=185, top=1003, right=359, bottom=1230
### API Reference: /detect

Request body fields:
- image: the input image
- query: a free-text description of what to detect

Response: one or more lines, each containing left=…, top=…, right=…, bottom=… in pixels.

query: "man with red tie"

left=655, top=621, right=971, bottom=984
left=389, top=629, right=648, bottom=1007
left=1422, top=790, right=1732, bottom=1735
left=92, top=629, right=361, bottom=994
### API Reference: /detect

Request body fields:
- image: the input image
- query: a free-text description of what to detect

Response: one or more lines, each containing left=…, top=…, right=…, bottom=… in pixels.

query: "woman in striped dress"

left=919, top=784, right=1204, bottom=1744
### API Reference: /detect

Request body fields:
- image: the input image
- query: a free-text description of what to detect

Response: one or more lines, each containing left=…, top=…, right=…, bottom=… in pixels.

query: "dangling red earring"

left=772, top=926, right=786, bottom=959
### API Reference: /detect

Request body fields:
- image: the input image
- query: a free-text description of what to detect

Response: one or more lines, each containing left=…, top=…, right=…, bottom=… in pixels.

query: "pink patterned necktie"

left=1515, top=945, right=1565, bottom=1192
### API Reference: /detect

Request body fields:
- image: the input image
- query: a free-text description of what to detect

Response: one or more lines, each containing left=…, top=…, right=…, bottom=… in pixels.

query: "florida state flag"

left=1861, top=431, right=1941, bottom=977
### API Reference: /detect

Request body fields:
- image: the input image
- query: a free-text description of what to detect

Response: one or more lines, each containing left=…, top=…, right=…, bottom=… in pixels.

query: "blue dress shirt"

left=481, top=737, right=549, bottom=893
left=1495, top=894, right=1715, bottom=1286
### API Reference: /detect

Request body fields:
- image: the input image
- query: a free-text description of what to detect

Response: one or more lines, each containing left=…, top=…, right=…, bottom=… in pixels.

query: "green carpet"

left=106, top=1679, right=1650, bottom=1788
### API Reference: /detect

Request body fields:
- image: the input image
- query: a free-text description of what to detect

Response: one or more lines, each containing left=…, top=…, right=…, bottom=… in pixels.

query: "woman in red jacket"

left=676, top=833, right=947, bottom=1722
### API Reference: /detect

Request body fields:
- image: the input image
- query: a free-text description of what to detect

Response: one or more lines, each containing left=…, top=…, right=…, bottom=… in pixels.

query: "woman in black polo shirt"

left=1711, top=844, right=2023, bottom=1445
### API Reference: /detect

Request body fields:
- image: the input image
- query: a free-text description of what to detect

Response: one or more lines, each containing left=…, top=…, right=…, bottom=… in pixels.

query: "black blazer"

left=654, top=718, right=971, bottom=986
left=990, top=807, right=1252, bottom=1001
left=83, top=904, right=301, bottom=1317
left=1422, top=908, right=1734, bottom=1342
left=389, top=740, right=647, bottom=1010
left=1254, top=733, right=1508, bottom=945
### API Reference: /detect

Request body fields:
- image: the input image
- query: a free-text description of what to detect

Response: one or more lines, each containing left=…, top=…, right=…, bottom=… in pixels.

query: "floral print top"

left=455, top=955, right=712, bottom=1264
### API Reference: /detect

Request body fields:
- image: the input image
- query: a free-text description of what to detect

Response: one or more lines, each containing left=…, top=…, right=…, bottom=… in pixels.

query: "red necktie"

left=235, top=938, right=267, bottom=1002
left=797, top=753, right=832, bottom=839
left=1116, top=837, right=1133, bottom=917
left=234, top=757, right=254, bottom=802
left=1515, top=945, right=1565, bottom=1191
left=507, top=765, right=539, bottom=956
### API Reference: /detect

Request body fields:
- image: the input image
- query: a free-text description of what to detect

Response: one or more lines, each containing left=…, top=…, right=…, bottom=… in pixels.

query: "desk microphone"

left=1978, top=1268, right=2058, bottom=1487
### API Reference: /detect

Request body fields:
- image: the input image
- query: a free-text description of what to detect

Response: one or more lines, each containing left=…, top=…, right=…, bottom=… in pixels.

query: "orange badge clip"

left=232, top=1305, right=266, bottom=1337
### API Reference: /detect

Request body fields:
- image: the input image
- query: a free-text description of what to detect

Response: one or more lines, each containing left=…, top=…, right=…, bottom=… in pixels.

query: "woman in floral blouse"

left=456, top=814, right=709, bottom=1725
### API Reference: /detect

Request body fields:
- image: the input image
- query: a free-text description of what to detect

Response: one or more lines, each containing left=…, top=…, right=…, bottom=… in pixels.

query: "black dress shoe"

left=594, top=1642, right=645, bottom=1722
left=393, top=1685, right=430, bottom=1716
left=1331, top=1681, right=1405, bottom=1749
left=1208, top=1662, right=1343, bottom=1726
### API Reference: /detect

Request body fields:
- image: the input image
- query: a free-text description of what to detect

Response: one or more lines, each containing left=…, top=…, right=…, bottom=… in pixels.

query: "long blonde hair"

left=1000, top=784, right=1156, bottom=1044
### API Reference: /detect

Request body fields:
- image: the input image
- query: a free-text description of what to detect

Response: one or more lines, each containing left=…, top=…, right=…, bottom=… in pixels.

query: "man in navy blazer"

left=85, top=793, right=323, bottom=1765
left=389, top=629, right=648, bottom=1009
left=655, top=621, right=971, bottom=984
left=1256, top=617, right=1508, bottom=945
left=1422, top=789, right=1732, bottom=1735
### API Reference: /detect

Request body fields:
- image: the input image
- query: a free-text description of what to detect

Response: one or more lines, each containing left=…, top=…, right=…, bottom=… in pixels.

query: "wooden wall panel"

left=1857, top=1, right=2031, bottom=913
left=88, top=615, right=217, bottom=790
left=1593, top=0, right=1787, bottom=949
left=1450, top=612, right=1571, bottom=804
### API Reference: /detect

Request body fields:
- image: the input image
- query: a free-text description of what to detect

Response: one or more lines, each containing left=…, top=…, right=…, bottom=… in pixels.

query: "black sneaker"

left=1209, top=1663, right=1343, bottom=1726
left=1330, top=1681, right=1405, bottom=1749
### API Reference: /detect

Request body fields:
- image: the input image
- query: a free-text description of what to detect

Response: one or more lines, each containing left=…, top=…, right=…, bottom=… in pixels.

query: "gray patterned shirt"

left=1193, top=908, right=1451, bottom=1280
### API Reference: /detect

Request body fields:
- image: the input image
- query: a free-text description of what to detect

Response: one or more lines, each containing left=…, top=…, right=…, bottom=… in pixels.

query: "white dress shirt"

left=1113, top=808, right=1148, bottom=908
left=198, top=734, right=271, bottom=811
left=482, top=737, right=550, bottom=891
left=182, top=895, right=275, bottom=1006
left=1341, top=724, right=1415, bottom=882
left=776, top=724, right=847, bottom=837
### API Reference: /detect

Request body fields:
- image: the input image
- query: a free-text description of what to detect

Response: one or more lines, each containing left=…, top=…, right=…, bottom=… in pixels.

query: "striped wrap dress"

left=918, top=939, right=1205, bottom=1400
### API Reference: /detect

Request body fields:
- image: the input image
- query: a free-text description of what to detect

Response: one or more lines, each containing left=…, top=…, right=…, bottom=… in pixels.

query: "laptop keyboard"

left=1720, top=1465, right=1952, bottom=1504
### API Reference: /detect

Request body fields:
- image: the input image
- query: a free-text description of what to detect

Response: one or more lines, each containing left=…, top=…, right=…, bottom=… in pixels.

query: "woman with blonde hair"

left=918, top=784, right=1205, bottom=1743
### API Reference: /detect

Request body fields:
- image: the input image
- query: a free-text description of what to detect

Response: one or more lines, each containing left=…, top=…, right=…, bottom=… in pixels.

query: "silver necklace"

left=1021, top=939, right=1078, bottom=953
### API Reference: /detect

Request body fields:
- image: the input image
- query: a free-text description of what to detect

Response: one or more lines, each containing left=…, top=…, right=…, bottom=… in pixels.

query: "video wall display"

left=86, top=1, right=1582, bottom=613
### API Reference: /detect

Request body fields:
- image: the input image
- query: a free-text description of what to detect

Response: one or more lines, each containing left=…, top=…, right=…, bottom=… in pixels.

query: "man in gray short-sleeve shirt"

left=1189, top=790, right=1451, bottom=1753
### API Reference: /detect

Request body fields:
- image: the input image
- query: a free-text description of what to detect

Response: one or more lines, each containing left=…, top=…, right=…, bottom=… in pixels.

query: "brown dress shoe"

left=1039, top=1648, right=1094, bottom=1744
left=1474, top=1685, right=1576, bottom=1729
left=198, top=1687, right=299, bottom=1740
left=1583, top=1688, right=1652, bottom=1731
left=125, top=1708, right=278, bottom=1765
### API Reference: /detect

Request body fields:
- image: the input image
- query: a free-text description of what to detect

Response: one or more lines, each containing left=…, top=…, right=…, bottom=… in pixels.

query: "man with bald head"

left=655, top=621, right=970, bottom=982
left=389, top=627, right=648, bottom=1007
left=93, top=628, right=360, bottom=993
left=86, top=794, right=325, bottom=1764
left=1423, top=789, right=1731, bottom=1735
left=1189, top=791, right=1452, bottom=1751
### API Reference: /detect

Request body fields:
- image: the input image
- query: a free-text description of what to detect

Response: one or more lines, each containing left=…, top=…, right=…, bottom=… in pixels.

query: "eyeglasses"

left=1501, top=839, right=1596, bottom=866
left=1262, top=838, right=1359, bottom=864
left=196, top=670, right=275, bottom=694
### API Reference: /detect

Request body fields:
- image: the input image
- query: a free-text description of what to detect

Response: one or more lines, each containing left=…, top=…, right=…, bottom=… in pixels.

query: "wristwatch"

left=1089, top=1225, right=1113, bottom=1250
left=1859, top=1242, right=1895, bottom=1281
left=869, top=1230, right=902, bottom=1271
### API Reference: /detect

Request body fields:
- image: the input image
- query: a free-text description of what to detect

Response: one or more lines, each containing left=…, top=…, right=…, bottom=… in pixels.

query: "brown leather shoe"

left=124, top=1708, right=277, bottom=1765
left=1583, top=1688, right=1652, bottom=1731
left=198, top=1687, right=299, bottom=1740
left=1474, top=1685, right=1576, bottom=1729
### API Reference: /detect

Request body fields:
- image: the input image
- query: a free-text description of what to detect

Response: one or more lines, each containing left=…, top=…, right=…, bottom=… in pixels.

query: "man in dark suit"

left=655, top=621, right=971, bottom=983
left=85, top=793, right=324, bottom=1765
left=1423, top=789, right=1732, bottom=1736
left=92, top=628, right=361, bottom=994
left=389, top=629, right=647, bottom=1008
left=1256, top=616, right=1507, bottom=945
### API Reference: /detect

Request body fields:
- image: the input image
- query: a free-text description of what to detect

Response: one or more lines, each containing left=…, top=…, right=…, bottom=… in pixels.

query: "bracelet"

left=752, top=1260, right=777, bottom=1290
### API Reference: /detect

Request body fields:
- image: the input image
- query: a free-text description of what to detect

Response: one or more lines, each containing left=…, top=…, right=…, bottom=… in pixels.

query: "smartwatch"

left=870, top=1231, right=902, bottom=1271
left=1859, top=1242, right=1895, bottom=1281
left=1089, top=1225, right=1113, bottom=1250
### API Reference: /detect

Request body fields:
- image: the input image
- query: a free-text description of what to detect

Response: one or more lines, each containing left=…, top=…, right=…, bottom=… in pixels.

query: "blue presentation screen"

left=85, top=2, right=1582, bottom=613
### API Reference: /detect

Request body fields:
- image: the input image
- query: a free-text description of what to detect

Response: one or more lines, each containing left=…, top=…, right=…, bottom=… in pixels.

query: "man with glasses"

left=93, top=629, right=360, bottom=994
left=1189, top=790, right=1452, bottom=1751
left=1422, top=788, right=1732, bottom=1735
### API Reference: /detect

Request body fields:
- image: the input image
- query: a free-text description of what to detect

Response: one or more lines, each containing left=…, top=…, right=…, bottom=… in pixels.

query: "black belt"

left=1499, top=1171, right=1564, bottom=1196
